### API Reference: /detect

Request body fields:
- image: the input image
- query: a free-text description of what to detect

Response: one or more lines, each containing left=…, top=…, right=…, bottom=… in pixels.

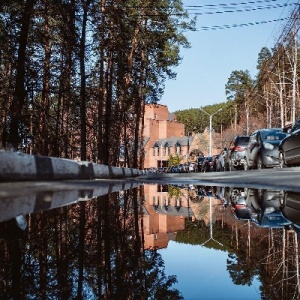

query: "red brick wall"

left=167, top=121, right=184, bottom=137
left=144, top=104, right=169, bottom=121
left=143, top=104, right=186, bottom=168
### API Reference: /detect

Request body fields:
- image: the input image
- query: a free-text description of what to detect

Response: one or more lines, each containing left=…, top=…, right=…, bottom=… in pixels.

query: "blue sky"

left=161, top=0, right=295, bottom=112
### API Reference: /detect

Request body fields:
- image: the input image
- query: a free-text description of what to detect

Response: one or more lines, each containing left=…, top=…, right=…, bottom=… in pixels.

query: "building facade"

left=143, top=104, right=200, bottom=169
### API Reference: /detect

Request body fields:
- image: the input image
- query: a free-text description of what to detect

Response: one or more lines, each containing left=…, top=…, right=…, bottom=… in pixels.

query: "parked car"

left=215, top=148, right=227, bottom=171
left=201, top=156, right=214, bottom=172
left=197, top=156, right=205, bottom=172
left=157, top=167, right=164, bottom=173
left=278, top=118, right=300, bottom=167
left=188, top=162, right=197, bottom=172
left=225, top=135, right=250, bottom=171
left=170, top=165, right=180, bottom=173
left=178, top=163, right=186, bottom=173
left=245, top=128, right=288, bottom=169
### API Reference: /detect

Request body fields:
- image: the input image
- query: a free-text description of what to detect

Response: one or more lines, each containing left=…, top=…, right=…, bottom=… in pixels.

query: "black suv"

left=197, top=156, right=205, bottom=172
left=225, top=135, right=250, bottom=171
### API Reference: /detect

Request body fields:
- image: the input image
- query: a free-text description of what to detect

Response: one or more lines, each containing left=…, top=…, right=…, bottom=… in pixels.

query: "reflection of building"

left=143, top=104, right=200, bottom=168
left=142, top=184, right=194, bottom=249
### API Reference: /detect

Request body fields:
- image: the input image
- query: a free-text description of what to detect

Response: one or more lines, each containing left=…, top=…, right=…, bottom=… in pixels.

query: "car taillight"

left=232, top=146, right=245, bottom=151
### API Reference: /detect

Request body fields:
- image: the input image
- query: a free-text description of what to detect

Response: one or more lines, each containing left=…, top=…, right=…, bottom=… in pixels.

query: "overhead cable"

left=184, top=3, right=297, bottom=16
left=195, top=17, right=290, bottom=30
left=185, top=0, right=279, bottom=9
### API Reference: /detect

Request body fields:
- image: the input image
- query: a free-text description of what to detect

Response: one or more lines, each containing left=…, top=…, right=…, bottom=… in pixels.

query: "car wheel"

left=243, top=160, right=249, bottom=170
left=279, top=151, right=287, bottom=168
left=229, top=160, right=236, bottom=171
left=257, top=156, right=264, bottom=169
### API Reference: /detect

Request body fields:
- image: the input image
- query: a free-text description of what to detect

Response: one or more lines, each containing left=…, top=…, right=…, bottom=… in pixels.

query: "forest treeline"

left=175, top=5, right=300, bottom=147
left=2, top=1, right=300, bottom=167
left=0, top=1, right=195, bottom=167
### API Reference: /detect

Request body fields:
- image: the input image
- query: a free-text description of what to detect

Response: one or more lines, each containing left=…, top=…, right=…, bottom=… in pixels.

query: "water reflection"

left=1, top=182, right=300, bottom=299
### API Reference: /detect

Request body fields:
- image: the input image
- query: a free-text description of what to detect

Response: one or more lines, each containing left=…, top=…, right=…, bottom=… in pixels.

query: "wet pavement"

left=1, top=169, right=300, bottom=299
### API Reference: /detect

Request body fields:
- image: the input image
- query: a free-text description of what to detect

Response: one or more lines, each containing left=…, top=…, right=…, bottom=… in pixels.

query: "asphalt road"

left=135, top=167, right=300, bottom=192
left=1, top=167, right=300, bottom=223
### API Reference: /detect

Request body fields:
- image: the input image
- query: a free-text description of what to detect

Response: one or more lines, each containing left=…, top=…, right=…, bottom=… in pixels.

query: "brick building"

left=143, top=104, right=200, bottom=169
left=142, top=184, right=193, bottom=249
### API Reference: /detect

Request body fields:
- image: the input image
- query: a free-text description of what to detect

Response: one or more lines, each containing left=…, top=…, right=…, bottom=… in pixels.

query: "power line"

left=195, top=17, right=290, bottom=31
left=185, top=0, right=280, bottom=9
left=184, top=3, right=297, bottom=16
left=185, top=0, right=278, bottom=8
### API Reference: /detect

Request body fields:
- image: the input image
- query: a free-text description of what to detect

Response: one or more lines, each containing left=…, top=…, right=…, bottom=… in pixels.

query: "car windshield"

left=262, top=131, right=287, bottom=141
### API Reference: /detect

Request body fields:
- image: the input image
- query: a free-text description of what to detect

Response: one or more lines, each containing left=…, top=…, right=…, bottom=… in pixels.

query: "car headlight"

left=265, top=207, right=275, bottom=214
left=263, top=142, right=274, bottom=150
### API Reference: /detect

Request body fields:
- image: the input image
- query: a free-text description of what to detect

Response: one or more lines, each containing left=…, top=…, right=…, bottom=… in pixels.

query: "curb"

left=0, top=151, right=147, bottom=181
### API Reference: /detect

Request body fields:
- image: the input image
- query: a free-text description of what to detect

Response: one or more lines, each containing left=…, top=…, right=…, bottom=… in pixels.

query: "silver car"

left=245, top=128, right=288, bottom=169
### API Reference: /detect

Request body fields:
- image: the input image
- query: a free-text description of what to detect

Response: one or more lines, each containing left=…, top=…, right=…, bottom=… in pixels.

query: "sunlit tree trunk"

left=79, top=1, right=91, bottom=161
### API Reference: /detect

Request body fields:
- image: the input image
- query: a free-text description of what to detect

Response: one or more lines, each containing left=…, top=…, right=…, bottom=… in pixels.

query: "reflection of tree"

left=176, top=220, right=231, bottom=251
left=227, top=253, right=257, bottom=286
left=0, top=188, right=183, bottom=299
left=176, top=205, right=300, bottom=300
left=143, top=250, right=183, bottom=300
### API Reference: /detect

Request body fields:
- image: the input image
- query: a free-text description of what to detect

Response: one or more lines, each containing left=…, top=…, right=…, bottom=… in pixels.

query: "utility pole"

left=200, top=108, right=223, bottom=156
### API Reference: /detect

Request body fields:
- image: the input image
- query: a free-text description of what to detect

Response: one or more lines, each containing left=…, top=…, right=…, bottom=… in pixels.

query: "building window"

left=164, top=142, right=169, bottom=156
left=175, top=141, right=181, bottom=155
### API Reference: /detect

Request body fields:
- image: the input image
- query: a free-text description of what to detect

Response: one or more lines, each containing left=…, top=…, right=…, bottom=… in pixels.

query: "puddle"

left=0, top=181, right=300, bottom=299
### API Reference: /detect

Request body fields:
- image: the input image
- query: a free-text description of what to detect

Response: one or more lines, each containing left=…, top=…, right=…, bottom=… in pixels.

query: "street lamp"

left=200, top=108, right=223, bottom=156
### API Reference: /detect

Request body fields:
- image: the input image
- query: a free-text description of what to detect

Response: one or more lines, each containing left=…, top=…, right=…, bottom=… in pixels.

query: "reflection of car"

left=228, top=187, right=252, bottom=220
left=225, top=136, right=250, bottom=171
left=251, top=211, right=291, bottom=228
left=279, top=118, right=300, bottom=167
left=281, top=191, right=300, bottom=225
left=231, top=206, right=252, bottom=220
left=246, top=188, right=290, bottom=228
left=245, top=128, right=288, bottom=169
left=246, top=188, right=284, bottom=212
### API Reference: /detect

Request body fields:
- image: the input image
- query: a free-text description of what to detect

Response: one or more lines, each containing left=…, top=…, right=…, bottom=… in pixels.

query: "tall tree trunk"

left=96, top=0, right=106, bottom=164
left=9, top=0, right=36, bottom=149
left=77, top=202, right=86, bottom=299
left=41, top=0, right=51, bottom=155
left=79, top=1, right=90, bottom=161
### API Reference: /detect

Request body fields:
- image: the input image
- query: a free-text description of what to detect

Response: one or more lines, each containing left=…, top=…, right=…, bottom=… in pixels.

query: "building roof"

left=152, top=136, right=193, bottom=148
left=153, top=206, right=194, bottom=217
